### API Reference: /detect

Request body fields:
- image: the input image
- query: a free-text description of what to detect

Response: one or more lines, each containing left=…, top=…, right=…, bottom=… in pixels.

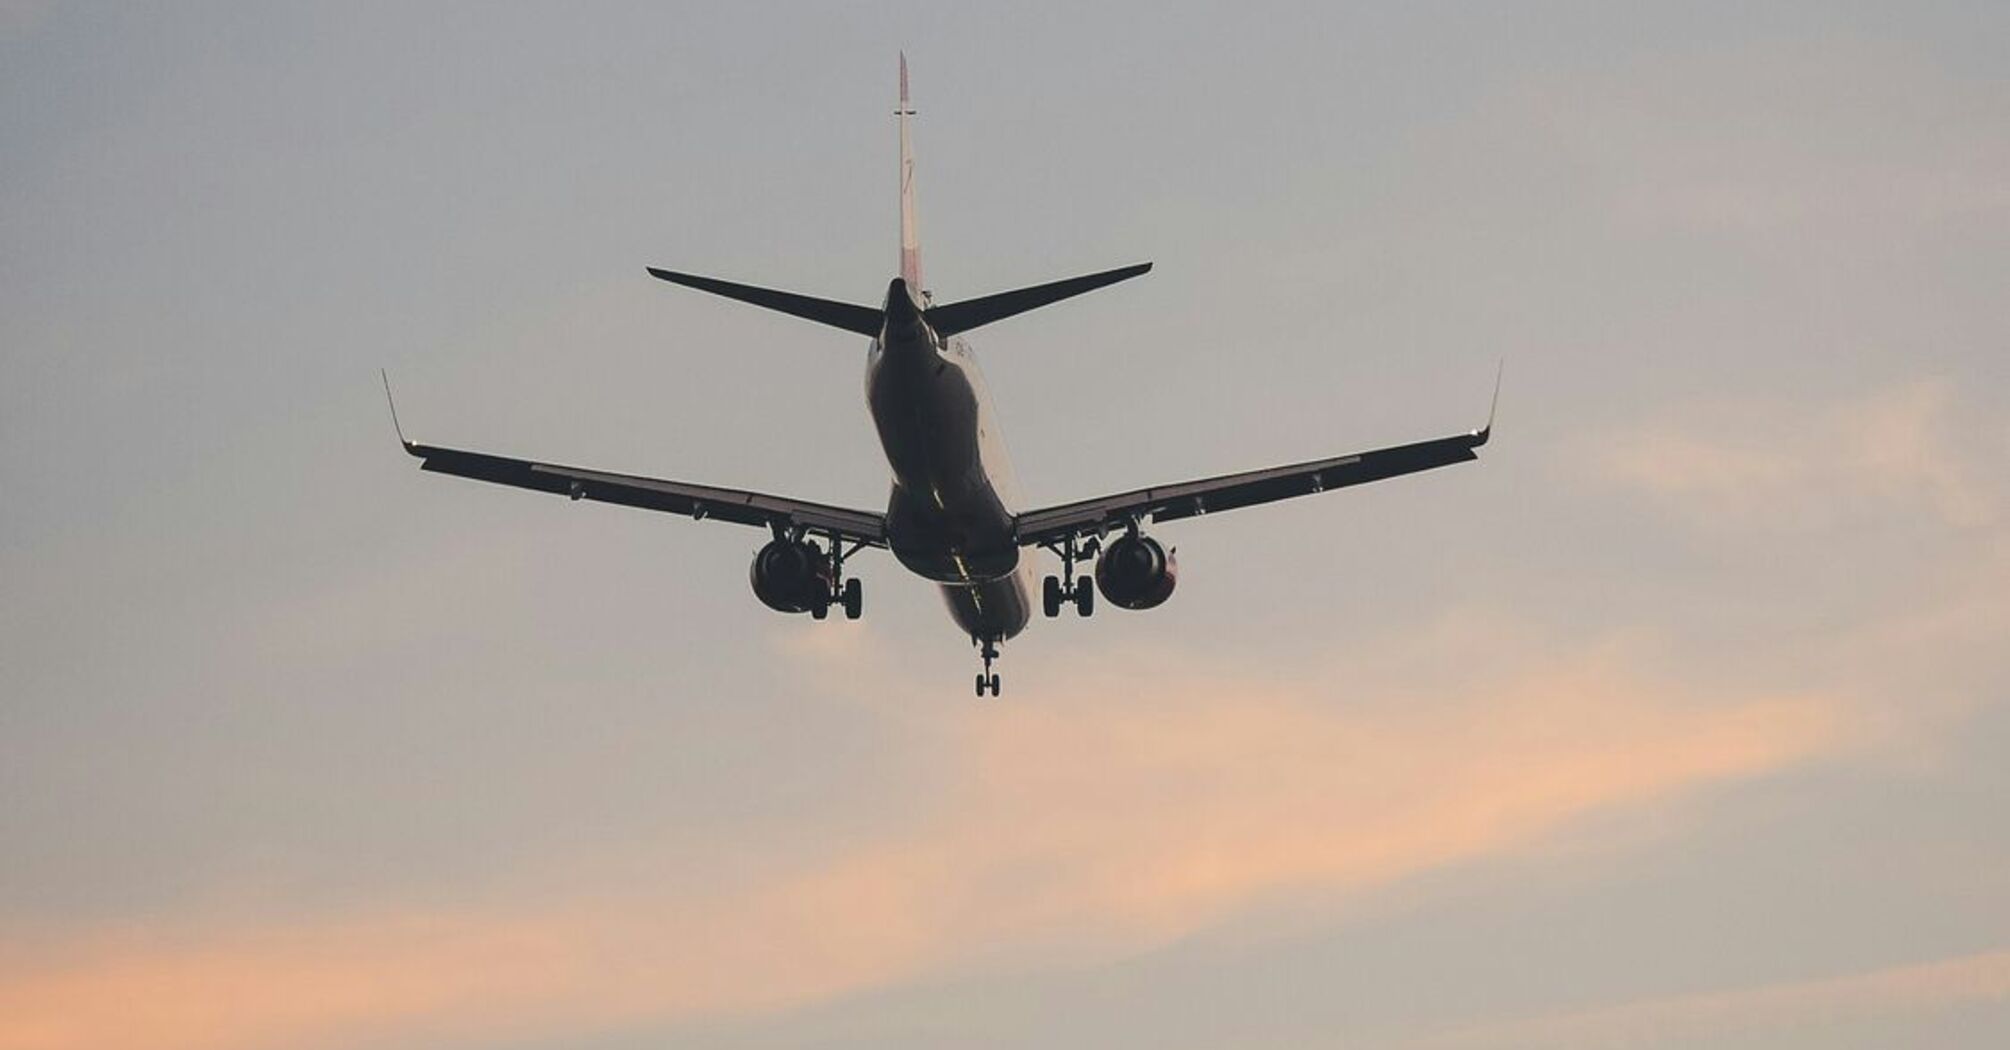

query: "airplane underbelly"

left=887, top=490, right=1019, bottom=582
left=940, top=570, right=1031, bottom=643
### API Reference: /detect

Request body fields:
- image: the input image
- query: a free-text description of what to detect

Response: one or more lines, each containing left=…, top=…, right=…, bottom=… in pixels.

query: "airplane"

left=388, top=55, right=1494, bottom=697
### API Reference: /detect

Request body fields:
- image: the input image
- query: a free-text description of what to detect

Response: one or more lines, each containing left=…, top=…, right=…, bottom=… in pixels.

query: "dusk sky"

left=3, top=3, right=2007, bottom=1048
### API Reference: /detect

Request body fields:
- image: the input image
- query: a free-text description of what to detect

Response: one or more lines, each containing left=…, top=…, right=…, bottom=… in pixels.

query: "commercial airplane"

left=389, top=56, right=1494, bottom=696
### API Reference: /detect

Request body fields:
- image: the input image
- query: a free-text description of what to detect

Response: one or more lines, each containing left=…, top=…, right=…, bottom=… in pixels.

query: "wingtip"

left=1472, top=359, right=1504, bottom=445
left=380, top=368, right=416, bottom=452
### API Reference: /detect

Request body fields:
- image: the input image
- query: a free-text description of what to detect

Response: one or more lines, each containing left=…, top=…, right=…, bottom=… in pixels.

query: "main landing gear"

left=804, top=528, right=866, bottom=621
left=1040, top=534, right=1097, bottom=618
left=974, top=639, right=1002, bottom=697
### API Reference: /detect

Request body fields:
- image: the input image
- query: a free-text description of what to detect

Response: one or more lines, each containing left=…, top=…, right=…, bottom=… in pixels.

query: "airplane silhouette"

left=389, top=55, right=1494, bottom=696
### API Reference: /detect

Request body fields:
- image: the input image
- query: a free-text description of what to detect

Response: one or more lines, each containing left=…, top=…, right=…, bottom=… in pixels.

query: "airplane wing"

left=402, top=441, right=889, bottom=545
left=1014, top=423, right=1490, bottom=549
left=382, top=372, right=885, bottom=545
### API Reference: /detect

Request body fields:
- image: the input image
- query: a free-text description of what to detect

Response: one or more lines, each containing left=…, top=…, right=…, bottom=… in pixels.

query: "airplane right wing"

left=1015, top=422, right=1491, bottom=548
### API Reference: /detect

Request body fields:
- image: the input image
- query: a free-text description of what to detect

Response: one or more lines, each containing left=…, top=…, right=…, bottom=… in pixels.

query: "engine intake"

left=1094, top=533, right=1178, bottom=610
left=750, top=539, right=832, bottom=614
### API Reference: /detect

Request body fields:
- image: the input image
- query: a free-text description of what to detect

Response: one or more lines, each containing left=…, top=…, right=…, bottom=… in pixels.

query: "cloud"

left=1598, top=379, right=2003, bottom=531
left=0, top=630, right=1866, bottom=1050
left=1412, top=948, right=2010, bottom=1049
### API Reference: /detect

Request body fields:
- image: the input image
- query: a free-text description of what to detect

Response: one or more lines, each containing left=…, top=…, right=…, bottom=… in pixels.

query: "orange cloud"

left=1413, top=948, right=2010, bottom=1048
left=0, top=638, right=1864, bottom=1050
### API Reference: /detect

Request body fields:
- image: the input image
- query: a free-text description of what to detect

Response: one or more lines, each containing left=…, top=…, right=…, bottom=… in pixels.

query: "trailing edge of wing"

left=404, top=441, right=888, bottom=546
left=925, top=262, right=1152, bottom=337
left=1014, top=423, right=1491, bottom=548
left=1013, top=364, right=1503, bottom=547
left=646, top=268, right=885, bottom=337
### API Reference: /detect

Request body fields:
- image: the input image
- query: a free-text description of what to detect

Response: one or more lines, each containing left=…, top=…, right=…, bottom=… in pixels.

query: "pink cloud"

left=0, top=634, right=1864, bottom=1050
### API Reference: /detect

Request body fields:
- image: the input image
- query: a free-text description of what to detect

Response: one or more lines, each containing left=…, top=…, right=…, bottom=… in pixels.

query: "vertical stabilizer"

left=897, top=53, right=924, bottom=296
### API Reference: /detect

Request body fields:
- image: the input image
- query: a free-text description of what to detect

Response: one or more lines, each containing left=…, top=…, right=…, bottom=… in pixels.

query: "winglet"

left=1473, top=359, right=1503, bottom=445
left=381, top=368, right=416, bottom=453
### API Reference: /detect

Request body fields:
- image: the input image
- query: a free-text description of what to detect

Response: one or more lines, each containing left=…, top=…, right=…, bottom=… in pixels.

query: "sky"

left=2, top=2, right=2007, bottom=1048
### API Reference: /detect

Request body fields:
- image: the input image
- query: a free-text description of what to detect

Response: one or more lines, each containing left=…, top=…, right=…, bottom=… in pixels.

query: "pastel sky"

left=3, top=3, right=2006, bottom=1049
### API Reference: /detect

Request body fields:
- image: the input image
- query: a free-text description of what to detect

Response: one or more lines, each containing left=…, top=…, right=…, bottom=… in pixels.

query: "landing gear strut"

left=795, top=526, right=865, bottom=621
left=974, top=639, right=1002, bottom=697
left=1040, top=534, right=1098, bottom=618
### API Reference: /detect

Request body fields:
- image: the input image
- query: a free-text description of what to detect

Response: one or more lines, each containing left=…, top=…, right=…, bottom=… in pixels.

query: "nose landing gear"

left=1040, top=534, right=1098, bottom=618
left=974, top=638, right=1002, bottom=697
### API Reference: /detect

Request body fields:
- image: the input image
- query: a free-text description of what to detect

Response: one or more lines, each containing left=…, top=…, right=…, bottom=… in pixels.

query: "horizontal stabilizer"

left=646, top=268, right=884, bottom=337
left=925, top=262, right=1152, bottom=337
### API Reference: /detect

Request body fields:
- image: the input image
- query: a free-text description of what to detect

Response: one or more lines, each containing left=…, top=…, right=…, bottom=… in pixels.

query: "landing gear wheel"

left=810, top=594, right=829, bottom=620
left=842, top=578, right=863, bottom=620
left=1043, top=535, right=1100, bottom=622
left=975, top=639, right=1003, bottom=697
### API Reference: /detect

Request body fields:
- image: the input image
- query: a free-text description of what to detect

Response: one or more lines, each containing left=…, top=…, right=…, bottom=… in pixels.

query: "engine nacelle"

left=1094, top=533, right=1178, bottom=610
left=750, top=539, right=832, bottom=614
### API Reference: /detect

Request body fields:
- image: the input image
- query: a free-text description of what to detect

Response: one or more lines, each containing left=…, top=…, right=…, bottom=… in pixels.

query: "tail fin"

left=898, top=52, right=923, bottom=295
left=641, top=56, right=1149, bottom=343
left=925, top=262, right=1152, bottom=337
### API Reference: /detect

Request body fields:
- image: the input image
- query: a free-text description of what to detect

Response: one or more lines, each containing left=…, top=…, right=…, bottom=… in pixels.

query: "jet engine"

left=1094, top=533, right=1178, bottom=610
left=750, top=538, right=832, bottom=614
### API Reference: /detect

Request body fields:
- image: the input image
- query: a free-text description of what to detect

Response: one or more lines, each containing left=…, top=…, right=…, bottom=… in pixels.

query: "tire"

left=1075, top=582, right=1094, bottom=617
left=843, top=578, right=863, bottom=620
left=989, top=673, right=1002, bottom=696
left=975, top=673, right=988, bottom=697
left=810, top=595, right=829, bottom=621
left=1042, top=575, right=1063, bottom=618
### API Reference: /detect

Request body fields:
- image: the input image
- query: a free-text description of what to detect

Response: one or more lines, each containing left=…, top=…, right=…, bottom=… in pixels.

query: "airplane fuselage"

left=867, top=278, right=1033, bottom=644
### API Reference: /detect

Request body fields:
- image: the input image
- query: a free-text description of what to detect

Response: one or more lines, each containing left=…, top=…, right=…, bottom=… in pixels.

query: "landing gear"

left=796, top=526, right=866, bottom=622
left=1040, top=534, right=1099, bottom=618
left=974, top=639, right=1002, bottom=696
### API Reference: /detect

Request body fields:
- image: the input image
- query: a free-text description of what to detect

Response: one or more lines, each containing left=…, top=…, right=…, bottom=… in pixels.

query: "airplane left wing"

left=381, top=373, right=885, bottom=545
left=1015, top=424, right=1490, bottom=549
left=402, top=442, right=887, bottom=546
